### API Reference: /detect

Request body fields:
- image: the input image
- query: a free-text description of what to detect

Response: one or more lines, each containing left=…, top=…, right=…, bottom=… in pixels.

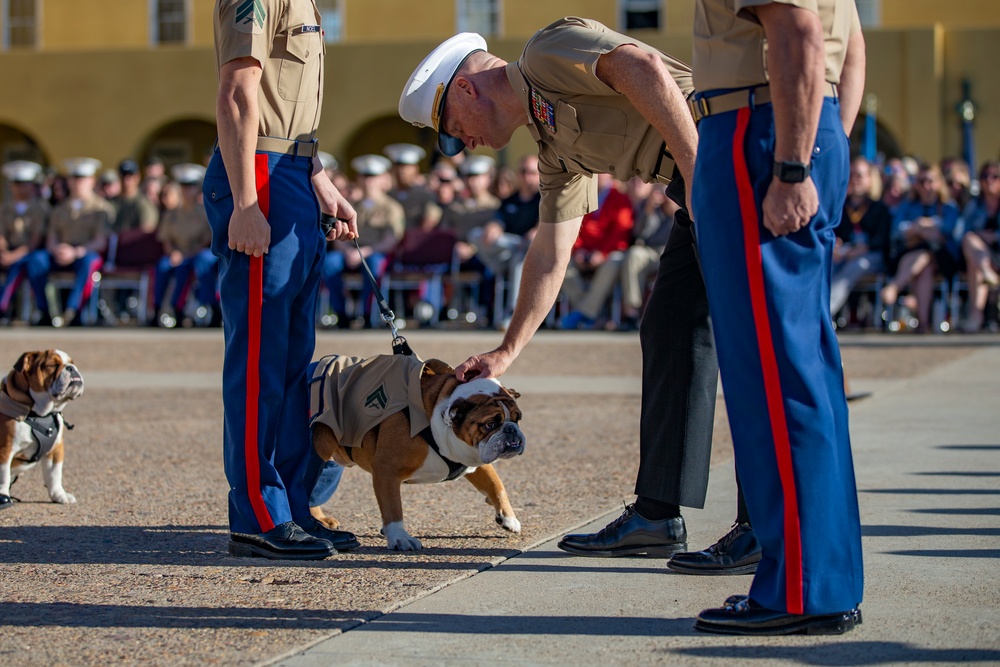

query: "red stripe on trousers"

left=81, top=257, right=103, bottom=303
left=245, top=154, right=274, bottom=533
left=731, top=107, right=804, bottom=613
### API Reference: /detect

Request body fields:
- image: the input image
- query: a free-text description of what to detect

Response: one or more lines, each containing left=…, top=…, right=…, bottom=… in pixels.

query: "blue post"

left=958, top=79, right=977, bottom=176
left=863, top=94, right=877, bottom=162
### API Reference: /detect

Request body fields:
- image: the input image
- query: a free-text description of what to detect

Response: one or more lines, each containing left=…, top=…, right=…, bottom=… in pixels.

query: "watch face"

left=776, top=161, right=809, bottom=183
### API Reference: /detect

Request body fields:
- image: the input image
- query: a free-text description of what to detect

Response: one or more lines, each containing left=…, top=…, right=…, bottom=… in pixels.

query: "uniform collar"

left=505, top=62, right=541, bottom=143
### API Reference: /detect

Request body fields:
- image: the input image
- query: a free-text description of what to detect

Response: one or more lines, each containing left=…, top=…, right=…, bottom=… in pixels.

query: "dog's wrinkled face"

left=15, top=349, right=85, bottom=415
left=445, top=379, right=525, bottom=465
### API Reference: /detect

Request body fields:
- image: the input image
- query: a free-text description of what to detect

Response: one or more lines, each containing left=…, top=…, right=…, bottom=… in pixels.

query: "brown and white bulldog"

left=0, top=349, right=85, bottom=509
left=309, top=354, right=525, bottom=551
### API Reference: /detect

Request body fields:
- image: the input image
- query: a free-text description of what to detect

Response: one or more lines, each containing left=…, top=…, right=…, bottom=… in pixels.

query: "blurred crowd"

left=1, top=145, right=998, bottom=334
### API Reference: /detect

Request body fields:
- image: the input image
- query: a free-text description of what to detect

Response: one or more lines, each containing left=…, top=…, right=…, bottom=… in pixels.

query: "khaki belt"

left=689, top=83, right=837, bottom=123
left=256, top=136, right=319, bottom=157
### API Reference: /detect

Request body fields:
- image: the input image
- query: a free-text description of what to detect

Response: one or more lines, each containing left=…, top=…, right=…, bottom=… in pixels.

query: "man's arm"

left=216, top=57, right=270, bottom=257
left=838, top=30, right=866, bottom=136
left=595, top=45, right=698, bottom=190
left=454, top=216, right=582, bottom=380
left=755, top=3, right=826, bottom=236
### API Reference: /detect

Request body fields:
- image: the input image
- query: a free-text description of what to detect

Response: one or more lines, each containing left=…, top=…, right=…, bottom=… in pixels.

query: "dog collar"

left=407, top=407, right=468, bottom=482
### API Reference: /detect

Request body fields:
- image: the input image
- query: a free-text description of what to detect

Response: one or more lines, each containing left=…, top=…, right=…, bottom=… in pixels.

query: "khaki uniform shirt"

left=158, top=205, right=212, bottom=256
left=509, top=17, right=694, bottom=223
left=49, top=196, right=115, bottom=247
left=309, top=354, right=430, bottom=448
left=214, top=0, right=325, bottom=142
left=0, top=200, right=48, bottom=250
left=693, top=0, right=861, bottom=91
left=389, top=186, right=436, bottom=231
left=113, top=194, right=159, bottom=233
left=354, top=194, right=405, bottom=248
left=441, top=193, right=500, bottom=242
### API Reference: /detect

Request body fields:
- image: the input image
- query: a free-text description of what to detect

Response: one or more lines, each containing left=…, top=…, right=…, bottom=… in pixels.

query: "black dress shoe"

left=695, top=596, right=861, bottom=636
left=296, top=516, right=361, bottom=552
left=0, top=494, right=13, bottom=510
left=667, top=522, right=761, bottom=575
left=229, top=521, right=336, bottom=560
left=557, top=504, right=687, bottom=557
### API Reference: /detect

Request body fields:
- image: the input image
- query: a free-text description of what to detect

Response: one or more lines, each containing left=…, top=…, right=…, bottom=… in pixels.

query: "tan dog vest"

left=309, top=354, right=431, bottom=448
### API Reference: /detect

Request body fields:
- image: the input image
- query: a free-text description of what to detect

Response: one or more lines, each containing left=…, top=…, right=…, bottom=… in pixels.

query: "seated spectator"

left=559, top=173, right=634, bottom=330
left=881, top=159, right=912, bottom=213
left=152, top=164, right=218, bottom=327
left=959, top=160, right=1000, bottom=332
left=98, top=169, right=122, bottom=201
left=114, top=159, right=159, bottom=234
left=881, top=163, right=961, bottom=333
left=29, top=158, right=115, bottom=327
left=445, top=155, right=501, bottom=262
left=429, top=162, right=460, bottom=213
left=385, top=143, right=434, bottom=231
left=324, top=154, right=405, bottom=328
left=618, top=179, right=677, bottom=330
left=941, top=157, right=972, bottom=211
left=831, top=156, right=892, bottom=320
left=0, top=161, right=49, bottom=323
left=476, top=155, right=540, bottom=324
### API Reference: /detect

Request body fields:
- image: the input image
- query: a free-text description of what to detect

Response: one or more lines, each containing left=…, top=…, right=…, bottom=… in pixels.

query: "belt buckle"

left=689, top=97, right=710, bottom=123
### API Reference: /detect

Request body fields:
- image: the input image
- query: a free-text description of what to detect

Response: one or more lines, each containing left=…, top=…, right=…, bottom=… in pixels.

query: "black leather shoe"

left=0, top=494, right=13, bottom=510
left=667, top=522, right=761, bottom=575
left=695, top=596, right=861, bottom=635
left=557, top=504, right=687, bottom=557
left=296, top=516, right=360, bottom=552
left=229, top=521, right=336, bottom=560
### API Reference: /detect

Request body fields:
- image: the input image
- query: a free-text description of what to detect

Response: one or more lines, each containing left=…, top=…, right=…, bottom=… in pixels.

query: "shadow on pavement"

left=861, top=524, right=1000, bottom=537
left=885, top=549, right=1000, bottom=558
left=862, top=488, right=1000, bottom=495
left=0, top=601, right=378, bottom=630
left=909, top=507, right=1000, bottom=516
left=671, top=642, right=1000, bottom=665
left=0, top=525, right=521, bottom=569
left=352, top=612, right=696, bottom=636
left=913, top=471, right=1000, bottom=477
left=936, top=444, right=1000, bottom=451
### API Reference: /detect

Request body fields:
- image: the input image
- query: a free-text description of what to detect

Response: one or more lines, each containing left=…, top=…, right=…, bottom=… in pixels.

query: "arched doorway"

left=342, top=115, right=438, bottom=176
left=0, top=123, right=48, bottom=196
left=137, top=119, right=218, bottom=171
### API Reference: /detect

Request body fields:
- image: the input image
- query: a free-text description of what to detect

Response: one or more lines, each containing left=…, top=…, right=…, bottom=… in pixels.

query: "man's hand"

left=228, top=206, right=271, bottom=256
left=53, top=243, right=76, bottom=266
left=455, top=348, right=515, bottom=381
left=762, top=178, right=819, bottom=236
left=313, top=166, right=357, bottom=241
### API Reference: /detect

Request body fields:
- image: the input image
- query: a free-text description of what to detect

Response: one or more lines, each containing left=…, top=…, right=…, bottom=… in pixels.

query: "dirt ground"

left=0, top=329, right=975, bottom=666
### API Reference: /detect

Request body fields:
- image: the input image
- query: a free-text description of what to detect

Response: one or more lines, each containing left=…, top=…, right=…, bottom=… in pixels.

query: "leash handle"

left=322, top=214, right=411, bottom=355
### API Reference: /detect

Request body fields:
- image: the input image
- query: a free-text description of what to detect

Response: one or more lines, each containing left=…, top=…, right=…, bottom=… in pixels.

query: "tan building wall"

left=0, top=2, right=998, bottom=181
left=880, top=0, right=1000, bottom=29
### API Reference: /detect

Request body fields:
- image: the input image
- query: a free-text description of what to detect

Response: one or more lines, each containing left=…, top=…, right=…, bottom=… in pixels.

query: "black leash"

left=323, top=214, right=413, bottom=356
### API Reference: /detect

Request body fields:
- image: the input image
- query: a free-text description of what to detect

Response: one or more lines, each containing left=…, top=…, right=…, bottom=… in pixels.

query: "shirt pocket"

left=278, top=27, right=322, bottom=102
left=556, top=101, right=626, bottom=174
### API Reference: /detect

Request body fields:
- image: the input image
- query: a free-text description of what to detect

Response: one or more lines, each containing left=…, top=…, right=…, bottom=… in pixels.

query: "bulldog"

left=309, top=354, right=525, bottom=551
left=0, top=349, right=85, bottom=509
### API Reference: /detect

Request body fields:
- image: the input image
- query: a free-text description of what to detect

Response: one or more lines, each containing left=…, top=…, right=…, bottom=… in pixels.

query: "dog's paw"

left=50, top=491, right=76, bottom=504
left=384, top=521, right=422, bottom=551
left=496, top=513, right=521, bottom=534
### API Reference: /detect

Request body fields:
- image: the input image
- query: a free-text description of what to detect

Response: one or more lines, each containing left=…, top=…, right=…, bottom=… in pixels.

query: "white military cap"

left=351, top=154, right=392, bottom=177
left=383, top=143, right=426, bottom=166
left=460, top=155, right=495, bottom=176
left=64, top=157, right=102, bottom=178
left=171, top=163, right=207, bottom=186
left=398, top=32, right=488, bottom=157
left=2, top=160, right=43, bottom=183
left=318, top=151, right=339, bottom=171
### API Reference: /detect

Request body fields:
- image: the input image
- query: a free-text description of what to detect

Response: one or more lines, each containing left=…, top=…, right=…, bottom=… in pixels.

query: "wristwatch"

left=773, top=160, right=812, bottom=183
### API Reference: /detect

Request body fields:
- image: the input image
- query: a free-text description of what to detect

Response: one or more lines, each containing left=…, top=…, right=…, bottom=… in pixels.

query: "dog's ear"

left=14, top=352, right=36, bottom=373
left=503, top=387, right=521, bottom=400
left=422, top=359, right=454, bottom=377
left=448, top=398, right=475, bottom=427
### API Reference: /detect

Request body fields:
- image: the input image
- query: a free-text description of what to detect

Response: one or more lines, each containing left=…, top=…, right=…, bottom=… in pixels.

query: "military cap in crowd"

left=2, top=160, right=43, bottom=183
left=171, top=163, right=207, bottom=186
left=398, top=33, right=488, bottom=156
left=64, top=157, right=102, bottom=178
left=118, top=159, right=140, bottom=176
left=383, top=143, right=426, bottom=165
left=459, top=155, right=495, bottom=176
left=99, top=169, right=120, bottom=186
left=351, top=154, right=392, bottom=177
left=318, top=151, right=339, bottom=172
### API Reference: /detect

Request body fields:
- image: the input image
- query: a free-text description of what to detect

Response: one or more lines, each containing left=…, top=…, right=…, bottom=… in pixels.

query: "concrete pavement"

left=273, top=344, right=1000, bottom=667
